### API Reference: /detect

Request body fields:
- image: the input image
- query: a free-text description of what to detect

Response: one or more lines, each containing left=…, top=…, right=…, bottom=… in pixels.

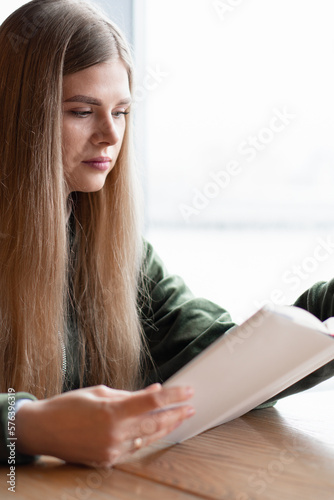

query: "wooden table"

left=1, top=390, right=333, bottom=500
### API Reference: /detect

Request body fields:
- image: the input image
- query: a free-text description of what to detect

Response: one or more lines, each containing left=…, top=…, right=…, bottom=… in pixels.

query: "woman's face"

left=62, top=59, right=131, bottom=194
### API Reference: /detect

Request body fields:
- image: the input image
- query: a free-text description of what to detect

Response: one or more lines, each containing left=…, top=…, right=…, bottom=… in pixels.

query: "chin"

left=69, top=178, right=108, bottom=194
left=80, top=184, right=106, bottom=193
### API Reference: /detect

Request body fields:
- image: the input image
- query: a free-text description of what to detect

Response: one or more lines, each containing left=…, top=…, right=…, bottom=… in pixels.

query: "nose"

left=91, top=116, right=120, bottom=146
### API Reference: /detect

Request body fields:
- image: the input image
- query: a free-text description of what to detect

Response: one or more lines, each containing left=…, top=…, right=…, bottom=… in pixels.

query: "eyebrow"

left=64, top=95, right=132, bottom=106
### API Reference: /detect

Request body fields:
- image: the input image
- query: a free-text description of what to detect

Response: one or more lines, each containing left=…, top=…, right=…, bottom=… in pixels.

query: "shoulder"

left=293, top=279, right=334, bottom=321
left=141, top=239, right=169, bottom=285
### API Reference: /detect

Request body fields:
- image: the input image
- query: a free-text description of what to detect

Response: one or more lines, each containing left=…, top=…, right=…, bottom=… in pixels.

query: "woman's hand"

left=15, top=384, right=194, bottom=467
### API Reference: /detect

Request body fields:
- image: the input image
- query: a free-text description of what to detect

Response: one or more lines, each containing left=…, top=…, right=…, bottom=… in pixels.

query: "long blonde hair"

left=0, top=0, right=144, bottom=398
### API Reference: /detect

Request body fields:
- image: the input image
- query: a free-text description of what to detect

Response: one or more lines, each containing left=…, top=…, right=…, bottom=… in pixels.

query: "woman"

left=0, top=0, right=333, bottom=468
left=0, top=0, right=236, bottom=467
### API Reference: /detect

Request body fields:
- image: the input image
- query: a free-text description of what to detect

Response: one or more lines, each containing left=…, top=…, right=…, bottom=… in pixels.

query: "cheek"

left=61, top=123, right=73, bottom=162
left=114, top=127, right=126, bottom=161
left=62, top=122, right=82, bottom=164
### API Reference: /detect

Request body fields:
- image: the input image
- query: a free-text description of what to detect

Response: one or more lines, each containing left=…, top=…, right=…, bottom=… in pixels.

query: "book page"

left=162, top=305, right=334, bottom=444
left=270, top=304, right=327, bottom=333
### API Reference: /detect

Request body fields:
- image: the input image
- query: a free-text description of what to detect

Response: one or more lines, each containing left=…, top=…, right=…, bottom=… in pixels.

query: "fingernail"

left=186, top=407, right=195, bottom=417
left=145, top=383, right=161, bottom=392
left=185, top=386, right=194, bottom=397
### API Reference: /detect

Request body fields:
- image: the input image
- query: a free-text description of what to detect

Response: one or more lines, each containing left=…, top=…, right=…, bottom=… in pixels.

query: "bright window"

left=138, top=0, right=334, bottom=324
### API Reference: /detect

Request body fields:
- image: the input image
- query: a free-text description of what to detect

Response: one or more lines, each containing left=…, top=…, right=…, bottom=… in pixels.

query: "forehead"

left=62, top=59, right=130, bottom=101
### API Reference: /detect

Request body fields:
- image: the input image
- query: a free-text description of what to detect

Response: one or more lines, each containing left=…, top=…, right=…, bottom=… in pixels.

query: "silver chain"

left=58, top=331, right=67, bottom=376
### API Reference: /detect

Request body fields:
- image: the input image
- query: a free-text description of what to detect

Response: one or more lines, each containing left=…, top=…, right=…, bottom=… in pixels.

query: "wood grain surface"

left=1, top=390, right=333, bottom=500
left=117, top=391, right=334, bottom=500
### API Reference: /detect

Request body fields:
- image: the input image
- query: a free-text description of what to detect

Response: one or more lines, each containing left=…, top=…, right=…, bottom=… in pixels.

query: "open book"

left=162, top=304, right=334, bottom=443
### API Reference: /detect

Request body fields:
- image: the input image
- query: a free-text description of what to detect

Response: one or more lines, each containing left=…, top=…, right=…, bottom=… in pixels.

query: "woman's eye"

left=112, top=111, right=130, bottom=119
left=71, top=110, right=92, bottom=118
left=69, top=110, right=129, bottom=119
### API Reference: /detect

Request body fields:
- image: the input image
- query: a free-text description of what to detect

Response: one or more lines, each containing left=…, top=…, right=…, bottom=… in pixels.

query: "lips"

left=82, top=157, right=112, bottom=171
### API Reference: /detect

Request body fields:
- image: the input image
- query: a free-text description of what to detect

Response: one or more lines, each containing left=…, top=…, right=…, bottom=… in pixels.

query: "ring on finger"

left=133, top=437, right=143, bottom=450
